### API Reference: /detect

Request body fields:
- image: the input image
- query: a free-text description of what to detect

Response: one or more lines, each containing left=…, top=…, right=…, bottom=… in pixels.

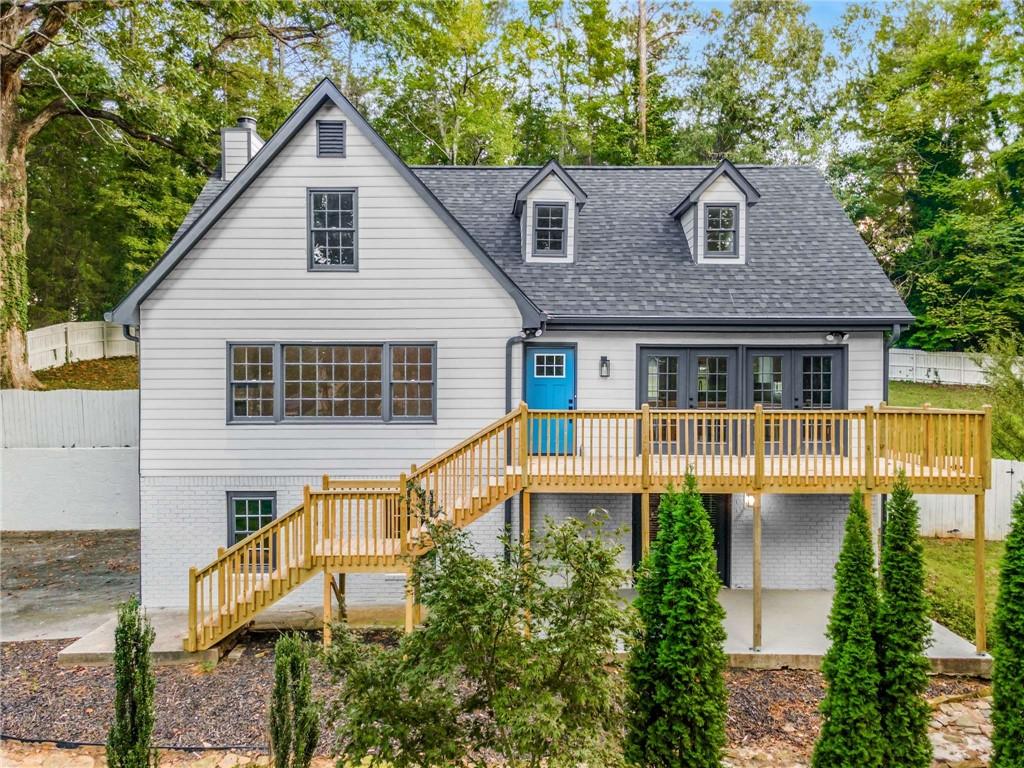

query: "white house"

left=109, top=80, right=989, bottom=654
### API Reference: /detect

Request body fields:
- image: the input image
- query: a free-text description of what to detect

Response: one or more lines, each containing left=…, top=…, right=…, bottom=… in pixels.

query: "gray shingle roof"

left=168, top=161, right=911, bottom=326
left=411, top=164, right=912, bottom=324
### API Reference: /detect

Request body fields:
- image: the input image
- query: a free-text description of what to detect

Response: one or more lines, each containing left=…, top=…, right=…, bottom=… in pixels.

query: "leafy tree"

left=106, top=597, right=157, bottom=768
left=982, top=334, right=1024, bottom=462
left=812, top=600, right=884, bottom=768
left=992, top=490, right=1024, bottom=767
left=269, top=633, right=320, bottom=768
left=327, top=508, right=630, bottom=768
left=1, top=1, right=390, bottom=387
left=877, top=473, right=932, bottom=768
left=625, top=476, right=727, bottom=768
left=812, top=488, right=883, bottom=767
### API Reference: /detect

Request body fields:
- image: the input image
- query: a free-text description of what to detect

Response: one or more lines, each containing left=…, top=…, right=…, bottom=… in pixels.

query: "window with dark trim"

left=309, top=189, right=357, bottom=270
left=229, top=342, right=435, bottom=423
left=229, top=344, right=275, bottom=420
left=227, top=491, right=276, bottom=548
left=705, top=204, right=738, bottom=256
left=533, top=202, right=567, bottom=256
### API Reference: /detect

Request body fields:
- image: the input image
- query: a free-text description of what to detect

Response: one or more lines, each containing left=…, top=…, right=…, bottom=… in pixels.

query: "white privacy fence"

left=917, top=459, right=1021, bottom=540
left=0, top=389, right=138, bottom=448
left=27, top=321, right=136, bottom=371
left=889, top=348, right=988, bottom=386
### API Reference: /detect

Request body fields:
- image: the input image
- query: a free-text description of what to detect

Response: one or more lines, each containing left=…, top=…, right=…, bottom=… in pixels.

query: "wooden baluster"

left=754, top=405, right=764, bottom=491
left=641, top=404, right=651, bottom=496
left=865, top=405, right=875, bottom=491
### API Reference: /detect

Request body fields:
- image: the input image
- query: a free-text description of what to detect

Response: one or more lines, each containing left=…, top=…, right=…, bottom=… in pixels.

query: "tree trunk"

left=637, top=0, right=648, bottom=153
left=1, top=60, right=41, bottom=388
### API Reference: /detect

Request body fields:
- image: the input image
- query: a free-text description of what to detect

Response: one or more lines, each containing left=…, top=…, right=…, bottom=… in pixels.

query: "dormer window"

left=533, top=203, right=567, bottom=257
left=705, top=204, right=738, bottom=256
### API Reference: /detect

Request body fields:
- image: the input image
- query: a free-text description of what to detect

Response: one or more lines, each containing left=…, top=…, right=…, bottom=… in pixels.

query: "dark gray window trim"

left=531, top=201, right=568, bottom=258
left=634, top=343, right=849, bottom=410
left=226, top=340, right=437, bottom=425
left=107, top=79, right=545, bottom=330
left=227, top=490, right=277, bottom=551
left=703, top=203, right=739, bottom=258
left=307, top=187, right=358, bottom=272
left=316, top=119, right=346, bottom=158
left=226, top=342, right=279, bottom=423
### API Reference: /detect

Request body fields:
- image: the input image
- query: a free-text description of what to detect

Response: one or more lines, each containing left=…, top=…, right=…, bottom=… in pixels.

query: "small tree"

left=812, top=488, right=883, bottom=768
left=106, top=597, right=157, bottom=768
left=625, top=475, right=728, bottom=768
left=992, top=490, right=1024, bottom=767
left=877, top=473, right=932, bottom=768
left=269, top=633, right=319, bottom=768
left=327, top=507, right=630, bottom=768
left=982, top=333, right=1024, bottom=462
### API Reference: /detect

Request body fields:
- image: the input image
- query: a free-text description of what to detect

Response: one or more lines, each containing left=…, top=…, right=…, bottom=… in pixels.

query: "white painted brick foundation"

left=528, top=494, right=634, bottom=577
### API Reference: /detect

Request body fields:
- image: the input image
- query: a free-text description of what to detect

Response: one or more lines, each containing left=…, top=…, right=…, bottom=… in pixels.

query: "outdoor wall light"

left=599, top=356, right=611, bottom=378
left=744, top=493, right=756, bottom=509
left=825, top=330, right=850, bottom=343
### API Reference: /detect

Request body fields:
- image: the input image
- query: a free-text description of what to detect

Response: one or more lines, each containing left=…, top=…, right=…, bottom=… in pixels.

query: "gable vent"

left=317, top=120, right=346, bottom=157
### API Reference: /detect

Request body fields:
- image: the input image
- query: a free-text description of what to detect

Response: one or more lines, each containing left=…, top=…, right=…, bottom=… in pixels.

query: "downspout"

left=122, top=325, right=140, bottom=343
left=880, top=322, right=905, bottom=550
left=504, top=327, right=540, bottom=562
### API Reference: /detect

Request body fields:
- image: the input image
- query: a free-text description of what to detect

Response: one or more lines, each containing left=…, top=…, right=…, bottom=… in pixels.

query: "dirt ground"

left=0, top=530, right=139, bottom=641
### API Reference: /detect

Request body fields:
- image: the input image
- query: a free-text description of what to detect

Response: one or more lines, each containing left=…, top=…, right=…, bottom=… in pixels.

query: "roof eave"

left=543, top=314, right=915, bottom=331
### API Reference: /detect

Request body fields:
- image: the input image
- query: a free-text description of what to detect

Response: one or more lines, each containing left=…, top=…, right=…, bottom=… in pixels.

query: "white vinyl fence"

left=27, top=321, right=137, bottom=371
left=0, top=390, right=139, bottom=531
left=917, top=459, right=1022, bottom=540
left=889, top=348, right=988, bottom=386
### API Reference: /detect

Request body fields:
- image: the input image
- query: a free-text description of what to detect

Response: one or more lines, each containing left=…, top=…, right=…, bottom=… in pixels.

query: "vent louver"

left=317, top=121, right=346, bottom=157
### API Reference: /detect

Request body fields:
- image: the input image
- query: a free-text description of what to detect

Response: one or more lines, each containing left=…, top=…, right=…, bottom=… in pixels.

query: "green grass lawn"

left=921, top=537, right=1003, bottom=646
left=35, top=355, right=139, bottom=390
left=888, top=380, right=993, bottom=411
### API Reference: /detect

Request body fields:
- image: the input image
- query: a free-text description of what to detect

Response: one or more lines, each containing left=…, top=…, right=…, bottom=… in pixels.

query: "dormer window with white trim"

left=705, top=204, right=738, bottom=256
left=533, top=203, right=567, bottom=257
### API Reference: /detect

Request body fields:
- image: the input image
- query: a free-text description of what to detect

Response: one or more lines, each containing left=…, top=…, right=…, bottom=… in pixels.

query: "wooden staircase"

left=185, top=407, right=526, bottom=651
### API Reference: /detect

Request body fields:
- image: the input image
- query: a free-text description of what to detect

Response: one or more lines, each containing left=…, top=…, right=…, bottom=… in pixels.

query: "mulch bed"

left=1, top=634, right=988, bottom=757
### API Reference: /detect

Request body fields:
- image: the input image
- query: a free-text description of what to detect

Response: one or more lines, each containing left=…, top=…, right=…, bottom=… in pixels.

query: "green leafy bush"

left=269, top=633, right=319, bottom=768
left=326, top=506, right=630, bottom=768
left=993, top=490, right=1024, bottom=767
left=625, top=476, right=727, bottom=768
left=812, top=489, right=883, bottom=768
left=877, top=474, right=931, bottom=768
left=106, top=597, right=157, bottom=768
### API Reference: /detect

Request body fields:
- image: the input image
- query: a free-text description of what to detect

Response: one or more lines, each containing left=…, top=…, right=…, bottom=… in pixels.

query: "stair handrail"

left=192, top=501, right=306, bottom=582
left=407, top=407, right=524, bottom=483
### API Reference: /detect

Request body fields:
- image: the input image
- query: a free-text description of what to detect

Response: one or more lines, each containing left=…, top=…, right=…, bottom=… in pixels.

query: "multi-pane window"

left=801, top=355, right=833, bottom=408
left=229, top=345, right=275, bottom=419
left=695, top=355, right=729, bottom=408
left=391, top=345, right=435, bottom=418
left=645, top=356, right=679, bottom=408
left=752, top=355, right=784, bottom=408
left=533, top=203, right=566, bottom=256
left=534, top=353, right=566, bottom=378
left=283, top=345, right=383, bottom=418
left=309, top=190, right=356, bottom=269
left=705, top=204, right=737, bottom=255
left=228, top=492, right=276, bottom=561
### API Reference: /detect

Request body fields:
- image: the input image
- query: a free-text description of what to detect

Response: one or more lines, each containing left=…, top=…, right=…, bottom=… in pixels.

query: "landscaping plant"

left=992, top=490, right=1024, bottom=767
left=812, top=488, right=883, bottom=768
left=269, top=633, right=319, bottom=768
left=877, top=473, right=932, bottom=768
left=625, top=476, right=728, bottom=768
left=983, top=333, right=1024, bottom=463
left=106, top=597, right=158, bottom=768
left=326, top=506, right=630, bottom=768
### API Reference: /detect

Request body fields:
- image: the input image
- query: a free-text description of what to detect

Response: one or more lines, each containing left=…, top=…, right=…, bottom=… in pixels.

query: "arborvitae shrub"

left=877, top=473, right=932, bottom=768
left=993, top=490, right=1024, bottom=767
left=269, top=633, right=320, bottom=768
left=625, top=475, right=727, bottom=768
left=106, top=597, right=157, bottom=768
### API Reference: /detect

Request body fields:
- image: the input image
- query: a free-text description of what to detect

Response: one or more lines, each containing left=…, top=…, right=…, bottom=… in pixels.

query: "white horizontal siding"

left=695, top=175, right=747, bottom=264
left=515, top=331, right=884, bottom=409
left=140, top=102, right=522, bottom=477
left=524, top=174, right=576, bottom=263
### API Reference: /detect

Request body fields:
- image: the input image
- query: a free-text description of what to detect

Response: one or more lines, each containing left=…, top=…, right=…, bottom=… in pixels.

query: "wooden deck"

left=185, top=403, right=993, bottom=652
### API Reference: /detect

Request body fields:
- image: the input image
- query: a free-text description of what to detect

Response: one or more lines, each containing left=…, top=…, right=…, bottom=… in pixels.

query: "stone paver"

left=0, top=696, right=996, bottom=768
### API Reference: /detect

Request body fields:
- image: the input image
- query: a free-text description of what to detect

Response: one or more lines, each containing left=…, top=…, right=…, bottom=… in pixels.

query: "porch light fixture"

left=744, top=493, right=756, bottom=509
left=825, top=330, right=849, bottom=343
left=599, top=356, right=611, bottom=378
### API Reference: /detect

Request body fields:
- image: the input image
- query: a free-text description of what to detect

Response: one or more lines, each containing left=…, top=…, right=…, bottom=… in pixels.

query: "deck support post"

left=863, top=492, right=875, bottom=564
left=323, top=570, right=333, bottom=647
left=641, top=493, right=651, bottom=558
left=404, top=569, right=415, bottom=634
left=752, top=493, right=762, bottom=652
left=974, top=492, right=986, bottom=654
left=522, top=491, right=531, bottom=552
left=186, top=566, right=197, bottom=652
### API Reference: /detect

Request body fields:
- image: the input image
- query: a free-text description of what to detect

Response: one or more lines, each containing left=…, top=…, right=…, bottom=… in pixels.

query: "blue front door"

left=525, top=346, right=576, bottom=455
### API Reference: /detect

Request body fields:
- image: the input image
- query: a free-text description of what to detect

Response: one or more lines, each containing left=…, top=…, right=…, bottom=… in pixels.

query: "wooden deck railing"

left=185, top=402, right=991, bottom=651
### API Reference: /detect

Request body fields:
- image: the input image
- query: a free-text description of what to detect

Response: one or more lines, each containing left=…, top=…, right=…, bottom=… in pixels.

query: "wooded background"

left=4, top=0, right=1022, bottom=386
